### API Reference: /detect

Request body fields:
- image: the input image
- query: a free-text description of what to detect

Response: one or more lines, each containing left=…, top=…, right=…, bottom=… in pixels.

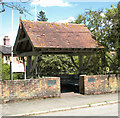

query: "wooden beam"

left=83, top=55, right=93, bottom=70
left=70, top=56, right=79, bottom=69
left=78, top=55, right=83, bottom=75
left=30, top=56, right=38, bottom=73
left=17, top=50, right=97, bottom=57
left=18, top=38, right=29, bottom=43
left=86, top=55, right=93, bottom=67
left=68, top=52, right=94, bottom=56
left=22, top=57, right=26, bottom=80
left=20, top=40, right=28, bottom=52
left=40, top=48, right=95, bottom=53
left=17, top=47, right=99, bottom=57
left=18, top=51, right=42, bottom=57
left=22, top=23, right=34, bottom=51
left=27, top=56, right=32, bottom=75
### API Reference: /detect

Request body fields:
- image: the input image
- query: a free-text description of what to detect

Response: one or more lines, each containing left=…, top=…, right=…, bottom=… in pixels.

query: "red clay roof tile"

left=21, top=20, right=103, bottom=49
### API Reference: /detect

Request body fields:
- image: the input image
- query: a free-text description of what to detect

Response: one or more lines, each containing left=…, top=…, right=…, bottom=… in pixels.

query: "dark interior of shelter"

left=54, top=75, right=79, bottom=93
left=60, top=75, right=79, bottom=93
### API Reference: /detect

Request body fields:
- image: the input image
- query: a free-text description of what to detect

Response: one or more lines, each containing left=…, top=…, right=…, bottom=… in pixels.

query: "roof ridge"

left=21, top=19, right=85, bottom=26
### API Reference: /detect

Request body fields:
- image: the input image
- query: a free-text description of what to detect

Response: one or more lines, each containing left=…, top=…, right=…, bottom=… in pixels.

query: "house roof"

left=0, top=45, right=11, bottom=55
left=21, top=20, right=103, bottom=49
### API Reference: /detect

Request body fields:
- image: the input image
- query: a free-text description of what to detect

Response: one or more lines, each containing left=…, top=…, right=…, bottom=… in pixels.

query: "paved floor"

left=2, top=92, right=119, bottom=116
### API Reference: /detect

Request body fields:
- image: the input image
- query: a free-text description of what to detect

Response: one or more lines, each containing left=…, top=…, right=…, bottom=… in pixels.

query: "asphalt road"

left=1, top=103, right=119, bottom=118
left=0, top=104, right=2, bottom=118
left=35, top=103, right=119, bottom=116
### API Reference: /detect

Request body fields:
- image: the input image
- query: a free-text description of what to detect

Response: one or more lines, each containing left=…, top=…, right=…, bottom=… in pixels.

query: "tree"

left=2, top=63, right=10, bottom=80
left=74, top=2, right=120, bottom=74
left=37, top=10, right=48, bottom=21
left=118, top=2, right=120, bottom=67
left=31, top=2, right=119, bottom=77
left=34, top=55, right=77, bottom=77
left=105, top=2, right=120, bottom=67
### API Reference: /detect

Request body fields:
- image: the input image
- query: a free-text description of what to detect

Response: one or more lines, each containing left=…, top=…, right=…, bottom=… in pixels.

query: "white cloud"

left=56, top=17, right=75, bottom=23
left=31, top=0, right=70, bottom=7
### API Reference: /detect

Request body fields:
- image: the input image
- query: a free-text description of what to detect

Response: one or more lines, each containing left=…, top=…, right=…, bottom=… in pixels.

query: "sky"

left=0, top=0, right=119, bottom=46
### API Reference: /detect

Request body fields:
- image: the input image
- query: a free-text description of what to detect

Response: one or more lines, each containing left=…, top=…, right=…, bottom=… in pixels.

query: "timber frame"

left=13, top=20, right=104, bottom=76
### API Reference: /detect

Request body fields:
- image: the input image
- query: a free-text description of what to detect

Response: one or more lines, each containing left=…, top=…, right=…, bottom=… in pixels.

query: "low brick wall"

left=79, top=74, right=120, bottom=95
left=0, top=77, right=60, bottom=103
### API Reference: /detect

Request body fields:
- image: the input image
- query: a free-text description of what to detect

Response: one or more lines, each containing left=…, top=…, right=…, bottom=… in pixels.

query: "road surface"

left=35, top=103, right=118, bottom=116
left=0, top=104, right=2, bottom=118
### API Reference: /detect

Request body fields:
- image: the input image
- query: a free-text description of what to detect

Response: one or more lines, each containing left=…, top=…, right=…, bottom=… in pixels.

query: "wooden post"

left=10, top=61, right=13, bottom=80
left=31, top=56, right=38, bottom=73
left=23, top=57, right=26, bottom=80
left=78, top=55, right=83, bottom=75
left=27, top=56, right=32, bottom=75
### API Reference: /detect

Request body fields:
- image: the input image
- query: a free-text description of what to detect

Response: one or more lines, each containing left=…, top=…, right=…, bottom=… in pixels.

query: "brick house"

left=0, top=36, right=12, bottom=64
left=0, top=36, right=23, bottom=65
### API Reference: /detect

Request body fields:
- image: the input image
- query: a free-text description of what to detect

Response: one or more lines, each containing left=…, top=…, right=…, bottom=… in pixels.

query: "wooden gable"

left=13, top=22, right=34, bottom=56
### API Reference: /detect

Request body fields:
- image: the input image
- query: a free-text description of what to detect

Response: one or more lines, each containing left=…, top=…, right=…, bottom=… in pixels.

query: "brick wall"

left=79, top=74, right=120, bottom=95
left=0, top=77, right=60, bottom=103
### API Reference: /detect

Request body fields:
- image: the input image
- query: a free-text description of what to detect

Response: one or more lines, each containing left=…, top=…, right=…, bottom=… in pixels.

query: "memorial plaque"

left=47, top=80, right=56, bottom=86
left=88, top=78, right=95, bottom=82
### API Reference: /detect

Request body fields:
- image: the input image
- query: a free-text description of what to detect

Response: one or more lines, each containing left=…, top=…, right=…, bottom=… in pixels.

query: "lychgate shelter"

left=1, top=20, right=119, bottom=103
left=13, top=20, right=103, bottom=76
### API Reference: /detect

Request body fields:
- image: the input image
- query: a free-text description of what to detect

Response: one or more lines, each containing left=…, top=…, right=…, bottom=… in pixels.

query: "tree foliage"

left=2, top=63, right=10, bottom=80
left=31, top=2, right=120, bottom=77
left=1, top=63, right=23, bottom=80
left=34, top=55, right=77, bottom=77
left=74, top=2, right=120, bottom=74
left=37, top=10, right=48, bottom=21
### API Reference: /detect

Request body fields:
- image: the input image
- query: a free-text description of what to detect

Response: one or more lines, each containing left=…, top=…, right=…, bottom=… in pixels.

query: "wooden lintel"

left=17, top=48, right=98, bottom=57
left=17, top=51, right=97, bottom=57
left=18, top=51, right=42, bottom=57
left=40, top=48, right=97, bottom=53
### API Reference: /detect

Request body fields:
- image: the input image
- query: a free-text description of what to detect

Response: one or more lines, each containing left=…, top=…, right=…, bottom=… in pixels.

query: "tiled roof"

left=21, top=20, right=103, bottom=49
left=0, top=45, right=11, bottom=54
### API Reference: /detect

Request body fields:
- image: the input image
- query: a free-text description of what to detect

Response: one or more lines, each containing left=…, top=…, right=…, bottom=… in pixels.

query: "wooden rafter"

left=70, top=56, right=79, bottom=69
left=83, top=55, right=93, bottom=70
left=18, top=38, right=29, bottom=43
